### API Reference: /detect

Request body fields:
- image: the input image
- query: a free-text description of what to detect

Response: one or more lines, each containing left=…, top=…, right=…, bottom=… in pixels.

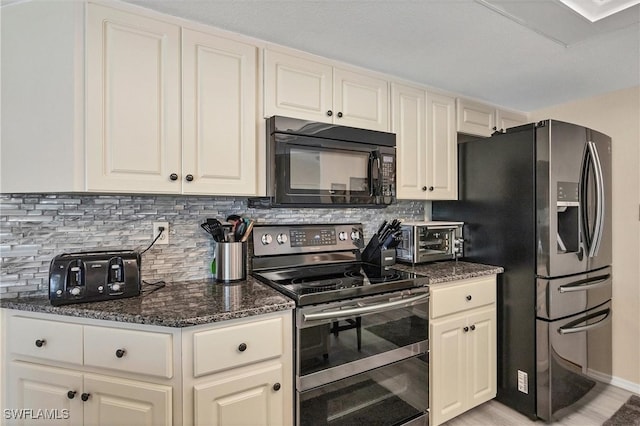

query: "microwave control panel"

left=380, top=154, right=396, bottom=198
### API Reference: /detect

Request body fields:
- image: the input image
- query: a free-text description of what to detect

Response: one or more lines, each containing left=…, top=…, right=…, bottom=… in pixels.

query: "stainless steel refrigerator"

left=433, top=120, right=612, bottom=421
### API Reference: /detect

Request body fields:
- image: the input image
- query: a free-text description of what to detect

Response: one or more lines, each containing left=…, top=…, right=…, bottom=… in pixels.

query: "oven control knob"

left=70, top=287, right=81, bottom=296
left=276, top=233, right=288, bottom=245
left=261, top=234, right=273, bottom=245
left=338, top=232, right=348, bottom=241
left=350, top=231, right=360, bottom=241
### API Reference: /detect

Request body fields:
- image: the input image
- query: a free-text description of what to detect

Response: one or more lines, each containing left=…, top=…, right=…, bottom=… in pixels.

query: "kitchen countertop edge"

left=393, top=260, right=504, bottom=284
left=0, top=277, right=295, bottom=328
left=0, top=261, right=501, bottom=327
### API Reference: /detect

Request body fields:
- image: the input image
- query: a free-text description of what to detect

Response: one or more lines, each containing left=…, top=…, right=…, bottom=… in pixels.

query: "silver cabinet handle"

left=558, top=274, right=610, bottom=293
left=303, top=293, right=429, bottom=322
left=558, top=308, right=611, bottom=335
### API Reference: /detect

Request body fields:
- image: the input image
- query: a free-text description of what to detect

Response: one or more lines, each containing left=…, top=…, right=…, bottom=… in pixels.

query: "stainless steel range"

left=252, top=223, right=430, bottom=426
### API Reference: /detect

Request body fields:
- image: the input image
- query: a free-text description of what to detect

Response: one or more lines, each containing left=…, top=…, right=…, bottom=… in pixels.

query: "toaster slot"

left=66, top=259, right=85, bottom=297
left=108, top=257, right=125, bottom=283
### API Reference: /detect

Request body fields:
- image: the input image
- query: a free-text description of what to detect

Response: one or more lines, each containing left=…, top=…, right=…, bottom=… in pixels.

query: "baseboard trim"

left=589, top=369, right=640, bottom=394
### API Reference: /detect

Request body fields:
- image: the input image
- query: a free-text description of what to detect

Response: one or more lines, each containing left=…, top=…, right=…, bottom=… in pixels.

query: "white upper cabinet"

left=496, top=108, right=528, bottom=132
left=86, top=3, right=182, bottom=193
left=2, top=1, right=260, bottom=196
left=87, top=5, right=259, bottom=195
left=182, top=28, right=258, bottom=196
left=392, top=83, right=457, bottom=200
left=263, top=50, right=333, bottom=123
left=0, top=1, right=85, bottom=193
left=426, top=92, right=457, bottom=199
left=264, top=49, right=389, bottom=131
left=456, top=98, right=496, bottom=137
left=333, top=67, right=389, bottom=131
left=457, top=98, right=528, bottom=137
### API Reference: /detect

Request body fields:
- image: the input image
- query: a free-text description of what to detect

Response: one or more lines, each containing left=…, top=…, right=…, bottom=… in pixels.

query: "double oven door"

left=295, top=288, right=430, bottom=426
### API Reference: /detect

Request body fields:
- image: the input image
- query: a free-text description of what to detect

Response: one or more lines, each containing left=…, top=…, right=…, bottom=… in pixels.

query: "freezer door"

left=536, top=121, right=612, bottom=278
left=536, top=266, right=611, bottom=321
left=536, top=301, right=611, bottom=422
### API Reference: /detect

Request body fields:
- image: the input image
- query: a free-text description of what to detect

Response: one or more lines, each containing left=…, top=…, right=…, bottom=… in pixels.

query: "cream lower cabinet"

left=392, top=83, right=457, bottom=200
left=2, top=312, right=176, bottom=426
left=429, top=276, right=497, bottom=426
left=9, top=362, right=172, bottom=426
left=184, top=311, right=293, bottom=426
left=2, top=309, right=294, bottom=426
left=264, top=49, right=389, bottom=131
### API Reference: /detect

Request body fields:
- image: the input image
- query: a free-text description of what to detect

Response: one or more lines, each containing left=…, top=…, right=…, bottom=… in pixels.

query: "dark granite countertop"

left=1, top=262, right=501, bottom=328
left=393, top=260, right=503, bottom=284
left=0, top=277, right=294, bottom=328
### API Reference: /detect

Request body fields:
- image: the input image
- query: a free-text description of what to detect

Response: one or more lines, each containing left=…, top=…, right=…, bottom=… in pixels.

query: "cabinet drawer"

left=84, top=326, right=173, bottom=378
left=430, top=276, right=496, bottom=319
left=8, top=316, right=83, bottom=365
left=193, top=317, right=283, bottom=377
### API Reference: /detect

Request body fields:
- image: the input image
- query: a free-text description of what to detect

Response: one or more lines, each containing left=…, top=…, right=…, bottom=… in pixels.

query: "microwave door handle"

left=368, top=152, right=381, bottom=196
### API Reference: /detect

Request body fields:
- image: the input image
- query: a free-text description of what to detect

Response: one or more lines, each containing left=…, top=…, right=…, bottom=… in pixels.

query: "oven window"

left=299, top=354, right=428, bottom=426
left=298, top=301, right=428, bottom=377
left=421, top=230, right=451, bottom=254
left=289, top=147, right=369, bottom=193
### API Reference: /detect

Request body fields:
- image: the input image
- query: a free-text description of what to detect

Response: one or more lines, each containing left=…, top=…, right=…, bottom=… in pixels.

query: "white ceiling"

left=95, top=1, right=640, bottom=111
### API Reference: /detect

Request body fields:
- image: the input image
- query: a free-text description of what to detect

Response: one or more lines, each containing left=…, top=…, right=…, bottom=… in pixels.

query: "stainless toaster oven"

left=396, top=221, right=463, bottom=264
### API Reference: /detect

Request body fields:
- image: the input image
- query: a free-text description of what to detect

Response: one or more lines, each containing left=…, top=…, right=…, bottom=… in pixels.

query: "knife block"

left=361, top=236, right=396, bottom=266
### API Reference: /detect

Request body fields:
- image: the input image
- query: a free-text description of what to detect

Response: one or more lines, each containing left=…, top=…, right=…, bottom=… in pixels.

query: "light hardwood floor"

left=444, top=383, right=636, bottom=425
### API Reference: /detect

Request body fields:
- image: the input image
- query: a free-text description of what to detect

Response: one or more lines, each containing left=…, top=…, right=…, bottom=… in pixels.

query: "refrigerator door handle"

left=587, top=141, right=605, bottom=257
left=581, top=141, right=605, bottom=258
left=558, top=274, right=611, bottom=293
left=558, top=307, right=611, bottom=335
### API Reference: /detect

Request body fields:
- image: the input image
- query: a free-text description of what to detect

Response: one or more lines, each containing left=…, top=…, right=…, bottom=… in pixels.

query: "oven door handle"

left=302, top=292, right=429, bottom=322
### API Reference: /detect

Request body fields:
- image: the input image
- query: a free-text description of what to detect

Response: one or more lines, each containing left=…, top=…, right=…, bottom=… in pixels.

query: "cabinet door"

left=194, top=364, right=284, bottom=426
left=182, top=29, right=258, bottom=195
left=86, top=4, right=181, bottom=193
left=426, top=92, right=457, bottom=200
left=333, top=68, right=389, bottom=131
left=456, top=98, right=495, bottom=137
left=496, top=109, right=528, bottom=132
left=430, top=315, right=467, bottom=426
left=466, top=307, right=497, bottom=408
left=392, top=83, right=427, bottom=199
left=83, top=373, right=172, bottom=426
left=264, top=50, right=333, bottom=123
left=8, top=361, right=83, bottom=426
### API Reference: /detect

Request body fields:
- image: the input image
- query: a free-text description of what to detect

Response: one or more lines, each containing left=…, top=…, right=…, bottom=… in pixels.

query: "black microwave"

left=263, top=116, right=396, bottom=207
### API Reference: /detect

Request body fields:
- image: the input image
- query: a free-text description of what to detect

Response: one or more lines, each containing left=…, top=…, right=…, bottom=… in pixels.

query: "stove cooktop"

left=253, top=262, right=428, bottom=306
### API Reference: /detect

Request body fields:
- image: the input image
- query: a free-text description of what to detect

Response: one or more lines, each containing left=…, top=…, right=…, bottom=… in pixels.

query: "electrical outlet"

left=518, top=370, right=529, bottom=394
left=153, top=222, right=169, bottom=245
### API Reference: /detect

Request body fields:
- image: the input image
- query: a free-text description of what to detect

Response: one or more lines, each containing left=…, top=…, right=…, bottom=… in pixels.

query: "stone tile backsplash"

left=0, top=194, right=425, bottom=298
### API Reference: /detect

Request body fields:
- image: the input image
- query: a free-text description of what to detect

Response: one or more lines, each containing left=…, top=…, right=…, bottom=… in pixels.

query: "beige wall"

left=531, top=86, right=640, bottom=390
